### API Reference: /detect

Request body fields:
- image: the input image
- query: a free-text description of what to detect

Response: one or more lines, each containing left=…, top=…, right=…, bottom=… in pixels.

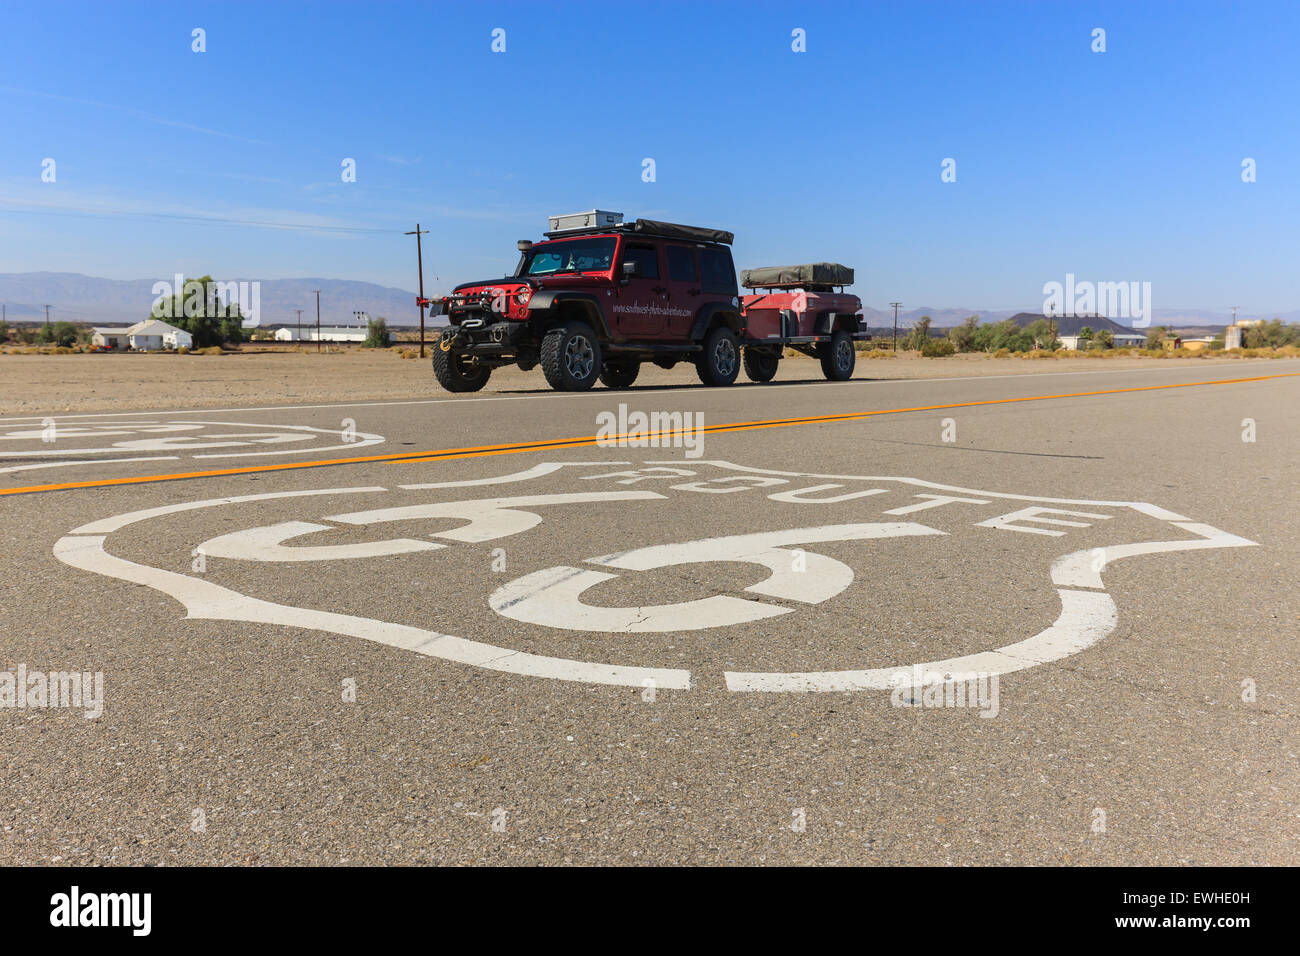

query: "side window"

left=624, top=245, right=659, bottom=279
left=666, top=246, right=698, bottom=283
left=699, top=246, right=737, bottom=295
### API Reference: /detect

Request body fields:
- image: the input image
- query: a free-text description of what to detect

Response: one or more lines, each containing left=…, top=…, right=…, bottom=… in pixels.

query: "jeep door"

left=662, top=244, right=702, bottom=339
left=614, top=240, right=666, bottom=338
left=697, top=244, right=740, bottom=337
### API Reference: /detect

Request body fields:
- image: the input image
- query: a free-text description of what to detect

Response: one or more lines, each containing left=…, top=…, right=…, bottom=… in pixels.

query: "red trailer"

left=737, top=262, right=868, bottom=382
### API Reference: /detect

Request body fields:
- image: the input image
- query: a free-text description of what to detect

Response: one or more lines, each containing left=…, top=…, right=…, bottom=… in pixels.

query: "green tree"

left=1078, top=326, right=1093, bottom=344
left=904, top=315, right=932, bottom=351
left=1091, top=328, right=1113, bottom=349
left=1244, top=318, right=1300, bottom=349
left=363, top=316, right=392, bottom=348
left=1024, top=318, right=1058, bottom=350
left=948, top=315, right=980, bottom=352
left=151, top=275, right=247, bottom=348
left=51, top=321, right=79, bottom=347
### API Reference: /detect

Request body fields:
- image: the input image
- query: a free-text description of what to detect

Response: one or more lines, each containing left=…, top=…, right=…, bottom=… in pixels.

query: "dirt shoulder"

left=0, top=345, right=1288, bottom=415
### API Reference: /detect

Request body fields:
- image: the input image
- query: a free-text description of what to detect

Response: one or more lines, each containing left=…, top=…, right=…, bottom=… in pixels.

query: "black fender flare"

left=689, top=302, right=743, bottom=343
left=527, top=292, right=610, bottom=338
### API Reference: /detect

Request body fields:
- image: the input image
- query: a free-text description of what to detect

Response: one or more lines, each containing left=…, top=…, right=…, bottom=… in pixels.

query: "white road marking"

left=53, top=534, right=690, bottom=689
left=0, top=420, right=383, bottom=460
left=0, top=455, right=177, bottom=475
left=327, top=492, right=664, bottom=543
left=490, top=565, right=793, bottom=633
left=660, top=460, right=1192, bottom=518
left=53, top=459, right=1262, bottom=693
left=1050, top=521, right=1258, bottom=589
left=198, top=520, right=446, bottom=562
left=725, top=588, right=1118, bottom=692
left=492, top=523, right=943, bottom=632
left=768, top=484, right=888, bottom=504
left=399, top=462, right=626, bottom=490
left=882, top=494, right=991, bottom=515
left=71, top=487, right=388, bottom=535
left=976, top=506, right=1113, bottom=536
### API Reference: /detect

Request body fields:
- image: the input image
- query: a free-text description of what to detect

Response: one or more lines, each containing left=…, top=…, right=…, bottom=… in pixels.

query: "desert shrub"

left=920, top=338, right=956, bottom=357
left=363, top=317, right=392, bottom=348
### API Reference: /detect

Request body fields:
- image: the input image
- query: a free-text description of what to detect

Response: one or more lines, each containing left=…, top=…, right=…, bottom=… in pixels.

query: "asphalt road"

left=2, top=359, right=1297, bottom=865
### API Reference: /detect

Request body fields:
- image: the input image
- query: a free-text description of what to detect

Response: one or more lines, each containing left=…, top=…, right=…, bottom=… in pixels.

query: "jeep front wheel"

left=599, top=360, right=640, bottom=389
left=742, top=347, right=780, bottom=383
left=696, top=326, right=740, bottom=387
left=432, top=339, right=491, bottom=392
left=819, top=329, right=856, bottom=381
left=541, top=321, right=602, bottom=391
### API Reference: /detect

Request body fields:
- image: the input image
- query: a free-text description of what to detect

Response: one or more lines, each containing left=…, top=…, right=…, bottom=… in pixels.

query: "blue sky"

left=1, top=0, right=1296, bottom=316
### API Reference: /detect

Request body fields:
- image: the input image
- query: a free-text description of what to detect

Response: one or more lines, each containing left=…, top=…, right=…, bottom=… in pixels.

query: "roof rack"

left=542, top=216, right=733, bottom=245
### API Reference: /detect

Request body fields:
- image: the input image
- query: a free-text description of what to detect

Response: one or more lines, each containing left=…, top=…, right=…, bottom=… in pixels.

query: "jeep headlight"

left=516, top=287, right=532, bottom=306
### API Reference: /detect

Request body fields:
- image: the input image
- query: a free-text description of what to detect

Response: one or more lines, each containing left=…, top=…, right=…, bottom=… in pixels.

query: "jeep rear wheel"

left=696, top=326, right=740, bottom=387
left=599, top=360, right=640, bottom=389
left=541, top=321, right=602, bottom=391
left=742, top=347, right=780, bottom=383
left=819, top=329, right=856, bottom=381
left=432, top=339, right=491, bottom=392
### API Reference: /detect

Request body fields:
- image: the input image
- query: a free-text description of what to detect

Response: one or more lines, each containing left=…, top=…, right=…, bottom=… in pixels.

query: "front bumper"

left=442, top=319, right=530, bottom=355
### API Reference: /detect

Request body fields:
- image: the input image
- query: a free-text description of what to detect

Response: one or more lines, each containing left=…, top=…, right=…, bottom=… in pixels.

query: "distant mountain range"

left=1, top=273, right=1294, bottom=330
left=0, top=272, right=426, bottom=327
left=859, top=306, right=1299, bottom=330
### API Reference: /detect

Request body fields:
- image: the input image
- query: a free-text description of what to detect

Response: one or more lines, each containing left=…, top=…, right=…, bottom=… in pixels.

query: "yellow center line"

left=2, top=371, right=1295, bottom=497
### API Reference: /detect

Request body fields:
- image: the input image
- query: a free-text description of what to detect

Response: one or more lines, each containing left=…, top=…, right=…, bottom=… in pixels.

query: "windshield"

left=522, top=237, right=616, bottom=276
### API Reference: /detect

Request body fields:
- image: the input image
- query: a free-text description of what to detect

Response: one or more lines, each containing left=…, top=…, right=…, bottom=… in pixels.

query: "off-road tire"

left=819, top=329, right=856, bottom=381
left=742, top=347, right=780, bottom=383
left=432, top=339, right=491, bottom=392
left=695, top=326, right=740, bottom=387
left=599, top=360, right=640, bottom=389
left=541, top=320, right=602, bottom=391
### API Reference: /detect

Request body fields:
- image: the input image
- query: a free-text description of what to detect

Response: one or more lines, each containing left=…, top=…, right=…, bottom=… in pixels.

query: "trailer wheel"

left=432, top=338, right=491, bottom=392
left=541, top=320, right=602, bottom=391
left=599, top=360, right=640, bottom=389
left=742, top=347, right=780, bottom=383
left=695, top=326, right=740, bottom=387
left=819, top=329, right=856, bottom=381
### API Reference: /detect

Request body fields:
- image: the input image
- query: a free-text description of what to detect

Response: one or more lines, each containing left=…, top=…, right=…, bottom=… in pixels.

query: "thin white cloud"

left=0, top=85, right=273, bottom=146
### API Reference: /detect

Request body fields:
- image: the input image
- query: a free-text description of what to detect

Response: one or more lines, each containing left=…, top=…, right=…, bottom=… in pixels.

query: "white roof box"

left=547, top=209, right=623, bottom=233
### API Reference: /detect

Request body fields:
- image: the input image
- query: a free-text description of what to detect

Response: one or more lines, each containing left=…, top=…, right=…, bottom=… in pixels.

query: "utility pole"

left=44, top=304, right=52, bottom=328
left=889, top=302, right=902, bottom=351
left=295, top=308, right=303, bottom=342
left=406, top=224, right=429, bottom=357
left=1047, top=303, right=1056, bottom=349
left=313, top=290, right=321, bottom=353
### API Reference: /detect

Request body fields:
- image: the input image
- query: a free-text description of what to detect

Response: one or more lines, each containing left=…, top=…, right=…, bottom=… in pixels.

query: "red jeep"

left=425, top=211, right=867, bottom=392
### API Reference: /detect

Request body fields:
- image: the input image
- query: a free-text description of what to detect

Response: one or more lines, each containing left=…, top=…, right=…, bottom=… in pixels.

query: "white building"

left=276, top=326, right=367, bottom=343
left=91, top=326, right=131, bottom=349
left=1058, top=332, right=1146, bottom=350
left=92, top=319, right=192, bottom=350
